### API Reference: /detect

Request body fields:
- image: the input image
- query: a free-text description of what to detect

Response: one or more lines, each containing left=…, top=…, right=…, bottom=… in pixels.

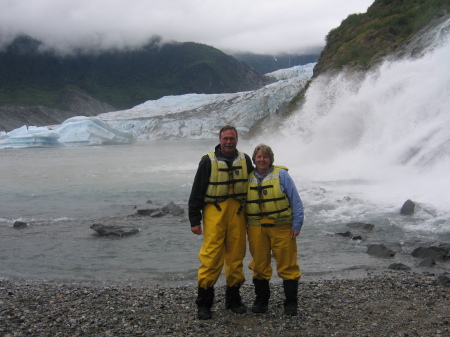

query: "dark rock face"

left=0, top=106, right=72, bottom=132
left=56, top=88, right=114, bottom=115
left=0, top=87, right=113, bottom=132
left=367, top=244, right=396, bottom=258
left=90, top=224, right=139, bottom=237
left=400, top=199, right=416, bottom=215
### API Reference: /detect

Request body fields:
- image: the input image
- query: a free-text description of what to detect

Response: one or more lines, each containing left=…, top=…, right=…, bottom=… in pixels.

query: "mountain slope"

left=314, top=0, right=450, bottom=76
left=0, top=36, right=270, bottom=110
left=0, top=36, right=273, bottom=131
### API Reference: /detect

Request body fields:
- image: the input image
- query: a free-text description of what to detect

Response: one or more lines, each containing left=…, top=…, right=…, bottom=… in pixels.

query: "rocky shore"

left=1, top=271, right=449, bottom=336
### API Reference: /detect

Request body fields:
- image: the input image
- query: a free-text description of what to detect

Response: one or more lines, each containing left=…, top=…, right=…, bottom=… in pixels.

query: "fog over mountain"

left=0, top=0, right=373, bottom=55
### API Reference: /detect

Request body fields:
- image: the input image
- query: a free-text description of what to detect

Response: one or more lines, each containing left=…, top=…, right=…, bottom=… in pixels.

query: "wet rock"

left=389, top=263, right=411, bottom=271
left=90, top=224, right=140, bottom=237
left=411, top=246, right=448, bottom=261
left=347, top=222, right=375, bottom=230
left=136, top=208, right=162, bottom=216
left=367, top=244, right=396, bottom=258
left=162, top=202, right=184, bottom=216
left=419, top=257, right=436, bottom=267
left=432, top=273, right=450, bottom=285
left=400, top=199, right=416, bottom=215
left=150, top=210, right=165, bottom=217
left=335, top=231, right=352, bottom=238
left=13, top=221, right=28, bottom=229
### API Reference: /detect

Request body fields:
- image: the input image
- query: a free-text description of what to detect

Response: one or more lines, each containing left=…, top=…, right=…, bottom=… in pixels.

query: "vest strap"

left=246, top=207, right=289, bottom=217
left=246, top=196, right=286, bottom=204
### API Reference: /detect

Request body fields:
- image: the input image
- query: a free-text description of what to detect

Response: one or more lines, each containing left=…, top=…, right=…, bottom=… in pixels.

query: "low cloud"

left=0, top=0, right=373, bottom=54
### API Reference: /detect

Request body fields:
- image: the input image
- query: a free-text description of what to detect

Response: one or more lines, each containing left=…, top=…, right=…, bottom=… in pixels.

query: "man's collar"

left=215, top=144, right=237, bottom=160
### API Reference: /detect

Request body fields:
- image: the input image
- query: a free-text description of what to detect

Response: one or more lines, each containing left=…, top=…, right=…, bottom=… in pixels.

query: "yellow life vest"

left=246, top=166, right=293, bottom=226
left=204, top=151, right=249, bottom=205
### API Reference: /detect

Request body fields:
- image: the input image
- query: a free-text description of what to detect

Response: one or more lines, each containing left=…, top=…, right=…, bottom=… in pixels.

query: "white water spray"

left=257, top=24, right=450, bottom=230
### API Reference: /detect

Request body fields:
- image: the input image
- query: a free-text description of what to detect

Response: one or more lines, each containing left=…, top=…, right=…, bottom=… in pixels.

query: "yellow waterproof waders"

left=247, top=224, right=301, bottom=281
left=198, top=198, right=247, bottom=289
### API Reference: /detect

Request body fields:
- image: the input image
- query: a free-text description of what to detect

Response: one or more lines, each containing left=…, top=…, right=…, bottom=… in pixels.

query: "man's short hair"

left=219, top=125, right=238, bottom=139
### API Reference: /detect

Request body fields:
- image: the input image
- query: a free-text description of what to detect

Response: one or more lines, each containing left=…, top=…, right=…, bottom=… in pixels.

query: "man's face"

left=219, top=129, right=238, bottom=157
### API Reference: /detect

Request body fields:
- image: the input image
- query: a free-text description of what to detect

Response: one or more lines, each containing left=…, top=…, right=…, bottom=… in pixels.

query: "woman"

left=246, top=144, right=304, bottom=316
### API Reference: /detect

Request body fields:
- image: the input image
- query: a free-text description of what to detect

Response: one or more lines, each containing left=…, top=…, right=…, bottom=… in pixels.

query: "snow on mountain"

left=0, top=64, right=314, bottom=147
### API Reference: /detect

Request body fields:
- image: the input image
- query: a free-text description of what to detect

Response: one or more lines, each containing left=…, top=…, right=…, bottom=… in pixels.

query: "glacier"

left=98, top=63, right=314, bottom=140
left=0, top=63, right=314, bottom=148
left=0, top=116, right=136, bottom=148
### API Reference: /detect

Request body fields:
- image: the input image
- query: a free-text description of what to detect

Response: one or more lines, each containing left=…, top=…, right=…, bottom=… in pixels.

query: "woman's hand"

left=291, top=230, right=300, bottom=238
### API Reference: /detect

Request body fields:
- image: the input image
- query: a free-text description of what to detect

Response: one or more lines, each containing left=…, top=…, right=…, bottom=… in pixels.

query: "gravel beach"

left=1, top=271, right=449, bottom=336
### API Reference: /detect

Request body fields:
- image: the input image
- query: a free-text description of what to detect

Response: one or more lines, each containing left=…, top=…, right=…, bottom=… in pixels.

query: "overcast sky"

left=0, top=0, right=374, bottom=55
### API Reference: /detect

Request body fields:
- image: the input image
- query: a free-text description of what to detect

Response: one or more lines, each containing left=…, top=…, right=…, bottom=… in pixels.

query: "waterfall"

left=257, top=19, right=450, bottom=224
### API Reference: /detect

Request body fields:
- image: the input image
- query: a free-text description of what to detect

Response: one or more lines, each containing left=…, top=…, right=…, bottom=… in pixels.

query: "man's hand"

left=191, top=225, right=203, bottom=235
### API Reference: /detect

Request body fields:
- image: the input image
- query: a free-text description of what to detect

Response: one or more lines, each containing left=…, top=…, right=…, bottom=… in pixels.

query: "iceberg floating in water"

left=0, top=125, right=60, bottom=148
left=0, top=117, right=135, bottom=148
left=56, top=117, right=136, bottom=145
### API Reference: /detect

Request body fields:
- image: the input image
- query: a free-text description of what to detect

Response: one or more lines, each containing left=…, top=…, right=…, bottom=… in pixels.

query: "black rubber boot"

left=225, top=286, right=246, bottom=314
left=196, top=287, right=214, bottom=320
left=251, top=278, right=270, bottom=313
left=283, top=280, right=298, bottom=316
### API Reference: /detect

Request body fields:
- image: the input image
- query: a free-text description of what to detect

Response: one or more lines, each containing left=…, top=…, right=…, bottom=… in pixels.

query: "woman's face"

left=254, top=150, right=271, bottom=174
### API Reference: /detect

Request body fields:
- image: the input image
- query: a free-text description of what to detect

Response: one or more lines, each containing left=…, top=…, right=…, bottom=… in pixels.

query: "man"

left=189, top=125, right=254, bottom=320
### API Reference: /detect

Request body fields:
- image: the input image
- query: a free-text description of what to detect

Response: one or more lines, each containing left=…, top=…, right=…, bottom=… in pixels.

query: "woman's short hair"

left=252, top=144, right=274, bottom=165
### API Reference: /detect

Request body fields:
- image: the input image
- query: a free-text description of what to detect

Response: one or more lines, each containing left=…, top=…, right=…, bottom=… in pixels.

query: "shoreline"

left=1, top=271, right=449, bottom=336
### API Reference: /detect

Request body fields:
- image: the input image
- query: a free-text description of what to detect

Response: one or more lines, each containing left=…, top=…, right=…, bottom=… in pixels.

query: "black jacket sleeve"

left=188, top=155, right=211, bottom=227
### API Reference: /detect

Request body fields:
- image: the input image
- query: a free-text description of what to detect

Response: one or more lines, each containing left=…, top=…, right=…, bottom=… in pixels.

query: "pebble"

left=0, top=271, right=449, bottom=336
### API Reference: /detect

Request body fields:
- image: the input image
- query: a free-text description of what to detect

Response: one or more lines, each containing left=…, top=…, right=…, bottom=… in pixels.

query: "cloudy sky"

left=0, top=0, right=374, bottom=54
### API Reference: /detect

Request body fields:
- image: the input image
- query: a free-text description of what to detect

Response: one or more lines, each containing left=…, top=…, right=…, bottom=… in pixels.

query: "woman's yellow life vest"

left=204, top=151, right=249, bottom=206
left=246, top=166, right=293, bottom=226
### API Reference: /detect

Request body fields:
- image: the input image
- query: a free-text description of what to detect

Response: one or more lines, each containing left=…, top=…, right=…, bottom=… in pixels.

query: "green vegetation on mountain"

left=0, top=36, right=267, bottom=110
left=314, top=0, right=450, bottom=75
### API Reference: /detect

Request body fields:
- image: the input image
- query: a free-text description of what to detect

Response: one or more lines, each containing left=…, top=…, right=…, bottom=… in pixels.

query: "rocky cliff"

left=0, top=88, right=114, bottom=132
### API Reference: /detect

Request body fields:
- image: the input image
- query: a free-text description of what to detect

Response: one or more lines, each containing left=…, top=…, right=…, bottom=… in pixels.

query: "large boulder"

left=400, top=199, right=416, bottom=215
